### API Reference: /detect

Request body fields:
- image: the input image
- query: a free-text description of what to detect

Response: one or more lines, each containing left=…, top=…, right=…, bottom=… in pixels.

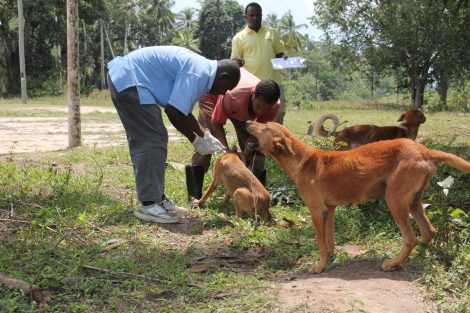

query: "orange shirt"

left=212, top=68, right=280, bottom=125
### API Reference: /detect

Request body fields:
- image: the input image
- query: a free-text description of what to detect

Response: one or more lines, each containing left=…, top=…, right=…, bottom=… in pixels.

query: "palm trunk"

left=67, top=0, right=81, bottom=148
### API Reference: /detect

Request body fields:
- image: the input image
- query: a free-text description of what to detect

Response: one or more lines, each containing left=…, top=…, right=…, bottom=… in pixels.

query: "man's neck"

left=248, top=24, right=261, bottom=32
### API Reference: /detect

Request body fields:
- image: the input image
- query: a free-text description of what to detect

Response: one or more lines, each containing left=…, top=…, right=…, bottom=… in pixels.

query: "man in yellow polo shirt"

left=231, top=2, right=288, bottom=124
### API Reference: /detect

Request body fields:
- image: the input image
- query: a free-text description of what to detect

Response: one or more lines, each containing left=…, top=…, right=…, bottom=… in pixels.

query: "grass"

left=0, top=95, right=469, bottom=312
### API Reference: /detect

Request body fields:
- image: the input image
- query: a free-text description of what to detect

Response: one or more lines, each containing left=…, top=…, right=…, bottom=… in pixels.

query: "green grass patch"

left=0, top=99, right=469, bottom=312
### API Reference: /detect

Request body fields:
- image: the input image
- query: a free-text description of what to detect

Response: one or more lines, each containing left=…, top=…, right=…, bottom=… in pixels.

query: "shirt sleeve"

left=272, top=30, right=285, bottom=56
left=257, top=102, right=280, bottom=123
left=231, top=36, right=243, bottom=60
left=211, top=94, right=231, bottom=125
left=168, top=73, right=207, bottom=116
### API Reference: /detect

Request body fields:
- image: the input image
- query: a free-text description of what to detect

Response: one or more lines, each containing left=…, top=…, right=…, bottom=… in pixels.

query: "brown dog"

left=193, top=147, right=272, bottom=222
left=247, top=121, right=470, bottom=273
left=314, top=108, right=426, bottom=149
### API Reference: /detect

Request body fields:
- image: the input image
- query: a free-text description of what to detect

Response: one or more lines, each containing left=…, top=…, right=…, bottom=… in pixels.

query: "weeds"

left=0, top=102, right=469, bottom=312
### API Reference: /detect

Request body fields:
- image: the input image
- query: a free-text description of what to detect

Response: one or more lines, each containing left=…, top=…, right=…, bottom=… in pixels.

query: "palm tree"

left=148, top=0, right=176, bottom=44
left=279, top=11, right=308, bottom=54
left=265, top=13, right=280, bottom=32
left=172, top=28, right=201, bottom=53
left=176, top=7, right=198, bottom=31
left=115, top=0, right=140, bottom=54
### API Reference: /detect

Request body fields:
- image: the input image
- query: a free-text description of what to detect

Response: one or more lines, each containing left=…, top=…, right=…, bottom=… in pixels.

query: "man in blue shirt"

left=108, top=46, right=240, bottom=224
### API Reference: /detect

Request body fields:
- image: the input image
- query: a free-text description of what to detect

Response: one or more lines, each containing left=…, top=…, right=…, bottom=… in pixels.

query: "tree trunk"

left=123, top=18, right=129, bottom=55
left=100, top=19, right=105, bottom=90
left=464, top=91, right=468, bottom=112
left=82, top=20, right=87, bottom=88
left=409, top=71, right=417, bottom=106
left=437, top=77, right=448, bottom=107
left=370, top=70, right=375, bottom=103
left=67, top=0, right=81, bottom=148
left=414, top=80, right=425, bottom=108
left=103, top=22, right=115, bottom=59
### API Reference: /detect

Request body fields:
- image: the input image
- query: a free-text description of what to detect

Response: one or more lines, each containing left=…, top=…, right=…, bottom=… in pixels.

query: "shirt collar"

left=244, top=23, right=266, bottom=34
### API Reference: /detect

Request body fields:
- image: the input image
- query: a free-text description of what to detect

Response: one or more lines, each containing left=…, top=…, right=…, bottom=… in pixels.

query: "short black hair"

left=245, top=2, right=262, bottom=15
left=255, top=80, right=280, bottom=104
left=218, top=59, right=241, bottom=84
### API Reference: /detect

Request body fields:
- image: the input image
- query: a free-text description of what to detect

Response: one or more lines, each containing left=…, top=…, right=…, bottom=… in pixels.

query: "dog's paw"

left=310, top=264, right=325, bottom=274
left=381, top=260, right=399, bottom=272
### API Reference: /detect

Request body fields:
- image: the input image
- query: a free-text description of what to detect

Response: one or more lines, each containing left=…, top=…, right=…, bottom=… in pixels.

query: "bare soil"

left=0, top=106, right=181, bottom=155
left=273, top=247, right=437, bottom=313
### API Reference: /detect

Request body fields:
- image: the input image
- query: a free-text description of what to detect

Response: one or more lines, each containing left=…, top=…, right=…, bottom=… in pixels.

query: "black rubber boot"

left=185, top=165, right=205, bottom=203
left=253, top=168, right=267, bottom=186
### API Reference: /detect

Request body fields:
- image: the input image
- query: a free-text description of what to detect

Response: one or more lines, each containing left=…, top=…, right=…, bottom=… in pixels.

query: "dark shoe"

left=185, top=165, right=205, bottom=203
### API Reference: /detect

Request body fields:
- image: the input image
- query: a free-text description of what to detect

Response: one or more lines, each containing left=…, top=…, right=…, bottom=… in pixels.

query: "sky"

left=172, top=0, right=323, bottom=40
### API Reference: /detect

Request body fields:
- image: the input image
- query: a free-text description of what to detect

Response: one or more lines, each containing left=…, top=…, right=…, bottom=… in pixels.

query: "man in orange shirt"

left=211, top=67, right=280, bottom=185
left=186, top=67, right=279, bottom=202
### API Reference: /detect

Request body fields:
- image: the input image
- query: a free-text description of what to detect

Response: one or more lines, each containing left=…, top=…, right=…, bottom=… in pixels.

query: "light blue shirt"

left=107, top=46, right=218, bottom=115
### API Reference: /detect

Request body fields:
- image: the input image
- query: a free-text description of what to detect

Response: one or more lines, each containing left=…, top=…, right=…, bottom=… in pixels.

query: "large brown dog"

left=193, top=148, right=272, bottom=222
left=314, top=108, right=426, bottom=150
left=247, top=121, right=470, bottom=273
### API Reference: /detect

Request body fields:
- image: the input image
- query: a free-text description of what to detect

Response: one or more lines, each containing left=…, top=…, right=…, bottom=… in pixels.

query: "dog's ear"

left=285, top=137, right=295, bottom=155
left=274, top=137, right=295, bottom=155
left=397, top=113, right=405, bottom=122
left=418, top=112, right=426, bottom=124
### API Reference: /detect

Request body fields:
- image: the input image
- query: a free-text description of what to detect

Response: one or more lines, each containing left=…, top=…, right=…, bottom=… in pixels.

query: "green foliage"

left=197, top=0, right=245, bottom=59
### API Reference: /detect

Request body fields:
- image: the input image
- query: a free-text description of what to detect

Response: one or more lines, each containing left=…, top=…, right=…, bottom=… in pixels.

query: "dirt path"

left=0, top=106, right=182, bottom=154
left=275, top=260, right=436, bottom=313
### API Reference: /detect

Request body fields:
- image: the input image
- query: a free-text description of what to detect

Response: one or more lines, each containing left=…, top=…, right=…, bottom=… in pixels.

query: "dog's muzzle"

left=245, top=121, right=259, bottom=150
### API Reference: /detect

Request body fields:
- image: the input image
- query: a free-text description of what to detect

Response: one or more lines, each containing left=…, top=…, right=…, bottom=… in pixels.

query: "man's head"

left=245, top=2, right=262, bottom=31
left=210, top=59, right=241, bottom=95
left=252, top=80, right=280, bottom=116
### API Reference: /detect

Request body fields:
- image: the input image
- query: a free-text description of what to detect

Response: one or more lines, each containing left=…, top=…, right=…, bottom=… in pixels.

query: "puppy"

left=314, top=108, right=426, bottom=150
left=193, top=147, right=272, bottom=222
left=247, top=121, right=470, bottom=273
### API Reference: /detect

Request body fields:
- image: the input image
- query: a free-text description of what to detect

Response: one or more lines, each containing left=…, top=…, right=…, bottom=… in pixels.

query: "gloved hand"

left=192, top=131, right=226, bottom=155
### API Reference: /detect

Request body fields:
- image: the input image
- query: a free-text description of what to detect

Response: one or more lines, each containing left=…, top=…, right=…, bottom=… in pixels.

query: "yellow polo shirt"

left=231, top=23, right=284, bottom=82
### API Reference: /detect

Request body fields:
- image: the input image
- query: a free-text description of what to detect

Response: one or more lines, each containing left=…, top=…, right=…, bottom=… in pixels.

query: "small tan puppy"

left=193, top=147, right=272, bottom=222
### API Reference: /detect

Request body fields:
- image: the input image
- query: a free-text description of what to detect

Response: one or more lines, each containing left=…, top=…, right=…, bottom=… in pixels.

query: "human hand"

left=192, top=131, right=226, bottom=155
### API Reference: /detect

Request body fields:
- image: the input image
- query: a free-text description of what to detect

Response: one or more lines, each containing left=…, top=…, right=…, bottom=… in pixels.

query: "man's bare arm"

left=165, top=105, right=205, bottom=142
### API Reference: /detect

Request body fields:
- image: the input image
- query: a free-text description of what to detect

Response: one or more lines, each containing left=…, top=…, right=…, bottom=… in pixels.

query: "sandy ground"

left=0, top=105, right=439, bottom=312
left=0, top=106, right=182, bottom=154
left=274, top=254, right=437, bottom=313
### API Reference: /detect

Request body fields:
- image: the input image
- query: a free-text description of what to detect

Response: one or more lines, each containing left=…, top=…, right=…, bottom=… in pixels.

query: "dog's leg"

left=233, top=188, right=248, bottom=218
left=220, top=193, right=230, bottom=207
left=409, top=174, right=436, bottom=244
left=382, top=191, right=418, bottom=271
left=194, top=164, right=222, bottom=205
left=409, top=196, right=436, bottom=244
left=309, top=206, right=330, bottom=273
left=325, top=206, right=336, bottom=256
left=233, top=188, right=255, bottom=219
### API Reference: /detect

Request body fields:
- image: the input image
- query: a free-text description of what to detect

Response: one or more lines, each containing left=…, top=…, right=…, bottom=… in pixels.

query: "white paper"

left=271, top=56, right=306, bottom=70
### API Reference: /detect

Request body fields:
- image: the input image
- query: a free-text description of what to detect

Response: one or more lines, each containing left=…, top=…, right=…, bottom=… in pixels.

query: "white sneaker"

left=134, top=203, right=180, bottom=224
left=162, top=197, right=188, bottom=215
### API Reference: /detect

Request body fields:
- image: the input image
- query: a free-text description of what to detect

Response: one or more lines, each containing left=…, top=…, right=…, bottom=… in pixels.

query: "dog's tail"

left=314, top=113, right=339, bottom=137
left=427, top=149, right=470, bottom=173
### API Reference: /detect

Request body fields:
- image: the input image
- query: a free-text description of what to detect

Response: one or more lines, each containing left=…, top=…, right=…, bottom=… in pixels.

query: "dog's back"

left=196, top=149, right=272, bottom=221
left=314, top=109, right=426, bottom=149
